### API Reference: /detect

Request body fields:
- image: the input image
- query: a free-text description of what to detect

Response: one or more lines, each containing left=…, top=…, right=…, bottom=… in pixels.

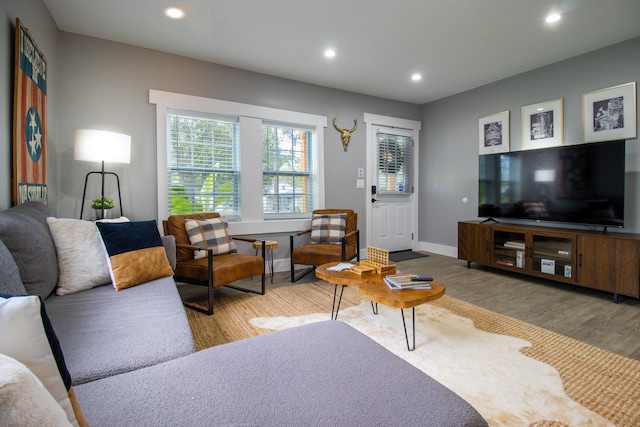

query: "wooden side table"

left=253, top=240, right=278, bottom=282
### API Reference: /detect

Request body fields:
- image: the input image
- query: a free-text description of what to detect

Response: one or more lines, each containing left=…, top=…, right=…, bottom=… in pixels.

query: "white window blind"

left=167, top=110, right=240, bottom=219
left=262, top=123, right=317, bottom=217
left=376, top=132, right=413, bottom=194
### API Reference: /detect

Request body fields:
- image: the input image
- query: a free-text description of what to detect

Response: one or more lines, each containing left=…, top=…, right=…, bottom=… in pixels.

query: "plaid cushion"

left=185, top=218, right=237, bottom=260
left=310, top=213, right=346, bottom=244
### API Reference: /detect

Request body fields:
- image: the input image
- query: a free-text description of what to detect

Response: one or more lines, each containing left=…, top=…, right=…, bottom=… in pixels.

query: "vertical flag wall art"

left=12, top=18, right=48, bottom=205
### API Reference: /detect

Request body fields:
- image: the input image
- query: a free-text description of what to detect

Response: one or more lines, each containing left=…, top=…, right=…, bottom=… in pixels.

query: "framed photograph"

left=522, top=98, right=563, bottom=150
left=12, top=18, right=48, bottom=205
left=478, top=110, right=509, bottom=155
left=582, top=82, right=636, bottom=143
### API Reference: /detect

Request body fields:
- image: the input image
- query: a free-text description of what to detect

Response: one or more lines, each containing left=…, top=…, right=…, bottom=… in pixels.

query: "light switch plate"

left=356, top=179, right=365, bottom=189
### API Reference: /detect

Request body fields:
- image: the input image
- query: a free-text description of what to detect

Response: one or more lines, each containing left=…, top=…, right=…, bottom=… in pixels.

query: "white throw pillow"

left=0, top=354, right=72, bottom=427
left=46, top=217, right=112, bottom=295
left=0, top=294, right=80, bottom=425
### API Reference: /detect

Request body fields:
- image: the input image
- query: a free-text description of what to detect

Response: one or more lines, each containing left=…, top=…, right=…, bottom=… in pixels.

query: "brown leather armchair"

left=163, top=212, right=265, bottom=315
left=290, top=209, right=360, bottom=282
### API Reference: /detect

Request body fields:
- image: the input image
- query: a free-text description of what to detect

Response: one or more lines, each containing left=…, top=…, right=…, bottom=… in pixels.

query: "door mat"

left=389, top=250, right=429, bottom=262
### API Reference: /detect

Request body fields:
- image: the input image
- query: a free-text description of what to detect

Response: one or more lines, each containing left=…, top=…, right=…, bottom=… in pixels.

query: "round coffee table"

left=316, top=262, right=446, bottom=350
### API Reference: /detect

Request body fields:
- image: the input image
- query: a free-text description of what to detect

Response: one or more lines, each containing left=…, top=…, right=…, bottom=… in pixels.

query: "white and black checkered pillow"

left=185, top=217, right=237, bottom=259
left=309, top=213, right=347, bottom=244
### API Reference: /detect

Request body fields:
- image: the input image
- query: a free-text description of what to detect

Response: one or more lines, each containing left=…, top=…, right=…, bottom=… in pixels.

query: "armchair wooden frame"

left=163, top=214, right=266, bottom=316
left=289, top=209, right=360, bottom=282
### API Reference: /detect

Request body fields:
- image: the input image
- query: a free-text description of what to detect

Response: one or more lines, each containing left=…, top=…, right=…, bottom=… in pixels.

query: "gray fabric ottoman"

left=76, top=321, right=487, bottom=426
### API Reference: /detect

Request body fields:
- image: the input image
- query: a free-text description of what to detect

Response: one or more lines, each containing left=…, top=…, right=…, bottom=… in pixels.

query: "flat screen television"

left=478, top=139, right=625, bottom=228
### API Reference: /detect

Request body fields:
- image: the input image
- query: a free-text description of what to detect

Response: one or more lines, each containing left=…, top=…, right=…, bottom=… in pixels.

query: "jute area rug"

left=185, top=282, right=640, bottom=427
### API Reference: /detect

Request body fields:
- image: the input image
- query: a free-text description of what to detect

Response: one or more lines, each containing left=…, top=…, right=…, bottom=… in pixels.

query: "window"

left=262, top=124, right=316, bottom=217
left=151, top=90, right=326, bottom=234
left=376, top=132, right=413, bottom=194
left=168, top=111, right=240, bottom=219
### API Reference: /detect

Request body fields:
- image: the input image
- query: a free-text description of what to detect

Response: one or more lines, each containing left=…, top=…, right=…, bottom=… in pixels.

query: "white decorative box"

left=541, top=259, right=555, bottom=274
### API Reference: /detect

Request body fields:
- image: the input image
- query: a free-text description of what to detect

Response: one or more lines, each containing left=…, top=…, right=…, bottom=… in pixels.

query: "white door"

left=364, top=116, right=420, bottom=253
left=371, top=195, right=413, bottom=251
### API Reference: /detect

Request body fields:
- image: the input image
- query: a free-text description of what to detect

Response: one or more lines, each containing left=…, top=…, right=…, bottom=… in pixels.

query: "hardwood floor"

left=259, top=253, right=639, bottom=360
left=186, top=252, right=640, bottom=360
left=388, top=253, right=640, bottom=361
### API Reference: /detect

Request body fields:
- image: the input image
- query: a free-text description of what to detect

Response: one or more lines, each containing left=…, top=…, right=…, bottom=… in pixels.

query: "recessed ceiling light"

left=411, top=73, right=422, bottom=82
left=324, top=49, right=336, bottom=58
left=165, top=7, right=185, bottom=19
left=546, top=13, right=561, bottom=23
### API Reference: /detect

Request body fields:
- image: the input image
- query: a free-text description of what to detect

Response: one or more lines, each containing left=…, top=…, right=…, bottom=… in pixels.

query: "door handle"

left=371, top=198, right=377, bottom=203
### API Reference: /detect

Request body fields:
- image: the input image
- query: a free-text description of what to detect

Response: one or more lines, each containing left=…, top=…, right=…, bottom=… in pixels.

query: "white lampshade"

left=74, top=129, right=131, bottom=164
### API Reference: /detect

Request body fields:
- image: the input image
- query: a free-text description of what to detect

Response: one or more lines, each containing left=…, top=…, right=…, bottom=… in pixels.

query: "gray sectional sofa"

left=0, top=202, right=487, bottom=426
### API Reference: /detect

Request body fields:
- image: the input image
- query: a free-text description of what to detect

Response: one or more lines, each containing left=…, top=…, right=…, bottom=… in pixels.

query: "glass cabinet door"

left=493, top=230, right=526, bottom=269
left=532, top=234, right=573, bottom=278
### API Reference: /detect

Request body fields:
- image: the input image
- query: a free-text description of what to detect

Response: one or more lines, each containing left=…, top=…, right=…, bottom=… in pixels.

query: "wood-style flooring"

left=183, top=252, right=640, bottom=360
left=263, top=252, right=640, bottom=361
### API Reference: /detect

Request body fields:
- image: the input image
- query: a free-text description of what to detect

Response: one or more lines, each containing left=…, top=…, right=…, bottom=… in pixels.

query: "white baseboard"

left=414, top=241, right=457, bottom=258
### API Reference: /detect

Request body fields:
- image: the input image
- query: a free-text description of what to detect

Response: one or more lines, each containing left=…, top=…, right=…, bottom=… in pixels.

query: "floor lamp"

left=74, top=129, right=131, bottom=220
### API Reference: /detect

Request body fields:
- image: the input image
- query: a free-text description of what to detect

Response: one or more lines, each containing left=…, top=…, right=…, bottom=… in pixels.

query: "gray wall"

left=421, top=37, right=640, bottom=249
left=55, top=33, right=421, bottom=242
left=1, top=0, right=59, bottom=210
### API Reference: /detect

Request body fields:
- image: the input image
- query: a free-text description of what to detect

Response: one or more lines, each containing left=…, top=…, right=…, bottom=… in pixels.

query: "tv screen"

left=478, top=140, right=625, bottom=228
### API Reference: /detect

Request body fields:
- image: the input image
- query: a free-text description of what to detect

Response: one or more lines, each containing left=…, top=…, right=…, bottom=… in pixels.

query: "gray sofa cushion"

left=75, top=321, right=488, bottom=427
left=0, top=239, right=27, bottom=295
left=0, top=202, right=58, bottom=299
left=45, top=276, right=195, bottom=385
left=161, top=234, right=176, bottom=270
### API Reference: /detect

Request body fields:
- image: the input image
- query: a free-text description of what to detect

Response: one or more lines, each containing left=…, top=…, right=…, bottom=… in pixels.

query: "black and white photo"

left=583, top=82, right=636, bottom=143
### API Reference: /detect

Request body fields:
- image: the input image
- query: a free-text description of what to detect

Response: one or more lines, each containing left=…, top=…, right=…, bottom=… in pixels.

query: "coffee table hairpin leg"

left=401, top=307, right=417, bottom=351
left=331, top=285, right=346, bottom=320
left=371, top=302, right=416, bottom=351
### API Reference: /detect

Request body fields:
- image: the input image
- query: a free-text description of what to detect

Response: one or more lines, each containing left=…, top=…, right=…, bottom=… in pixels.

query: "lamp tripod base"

left=79, top=170, right=124, bottom=220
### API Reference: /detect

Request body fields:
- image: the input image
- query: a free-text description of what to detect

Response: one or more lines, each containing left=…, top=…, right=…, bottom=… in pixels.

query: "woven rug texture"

left=185, top=282, right=640, bottom=427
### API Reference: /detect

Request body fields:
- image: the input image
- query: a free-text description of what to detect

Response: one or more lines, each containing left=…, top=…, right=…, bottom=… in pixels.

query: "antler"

left=333, top=117, right=342, bottom=132
left=333, top=118, right=357, bottom=133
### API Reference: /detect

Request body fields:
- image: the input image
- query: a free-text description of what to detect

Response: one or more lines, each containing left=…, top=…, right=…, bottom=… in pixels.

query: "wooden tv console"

left=458, top=220, right=640, bottom=303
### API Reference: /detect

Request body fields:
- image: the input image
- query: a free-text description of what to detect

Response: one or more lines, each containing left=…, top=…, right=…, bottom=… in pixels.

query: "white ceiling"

left=43, top=0, right=640, bottom=105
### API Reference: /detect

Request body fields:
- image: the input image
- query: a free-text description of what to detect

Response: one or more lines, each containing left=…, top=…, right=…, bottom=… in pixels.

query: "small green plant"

left=91, top=196, right=115, bottom=210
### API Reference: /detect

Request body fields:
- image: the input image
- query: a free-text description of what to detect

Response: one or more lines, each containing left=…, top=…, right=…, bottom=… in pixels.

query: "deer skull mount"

left=333, top=118, right=358, bottom=152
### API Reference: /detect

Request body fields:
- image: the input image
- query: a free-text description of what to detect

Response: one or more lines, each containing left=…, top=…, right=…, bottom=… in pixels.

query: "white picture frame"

left=478, top=110, right=510, bottom=155
left=522, top=98, right=563, bottom=150
left=582, top=82, right=637, bottom=143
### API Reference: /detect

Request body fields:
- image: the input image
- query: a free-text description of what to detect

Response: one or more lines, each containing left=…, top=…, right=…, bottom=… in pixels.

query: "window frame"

left=150, top=89, right=326, bottom=235
left=167, top=110, right=241, bottom=219
left=262, top=123, right=317, bottom=219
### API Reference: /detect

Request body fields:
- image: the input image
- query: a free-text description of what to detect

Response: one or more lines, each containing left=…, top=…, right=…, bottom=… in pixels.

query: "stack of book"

left=504, top=241, right=525, bottom=250
left=384, top=275, right=432, bottom=290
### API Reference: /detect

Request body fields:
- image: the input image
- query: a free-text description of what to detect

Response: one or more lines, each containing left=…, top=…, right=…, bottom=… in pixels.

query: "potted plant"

left=91, top=196, right=115, bottom=219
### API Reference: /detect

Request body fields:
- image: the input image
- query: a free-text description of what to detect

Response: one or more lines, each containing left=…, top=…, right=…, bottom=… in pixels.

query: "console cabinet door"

left=576, top=236, right=616, bottom=293
left=612, top=239, right=640, bottom=298
left=576, top=235, right=640, bottom=297
left=458, top=222, right=490, bottom=265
